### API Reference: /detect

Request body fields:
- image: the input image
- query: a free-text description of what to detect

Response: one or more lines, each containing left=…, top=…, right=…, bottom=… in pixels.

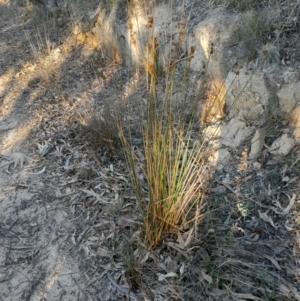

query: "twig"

left=71, top=275, right=85, bottom=297
left=217, top=181, right=239, bottom=196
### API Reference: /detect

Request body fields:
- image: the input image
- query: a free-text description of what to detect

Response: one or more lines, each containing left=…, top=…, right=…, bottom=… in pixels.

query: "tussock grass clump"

left=77, top=103, right=120, bottom=155
left=119, top=34, right=207, bottom=249
left=142, top=98, right=205, bottom=248
left=25, top=27, right=62, bottom=83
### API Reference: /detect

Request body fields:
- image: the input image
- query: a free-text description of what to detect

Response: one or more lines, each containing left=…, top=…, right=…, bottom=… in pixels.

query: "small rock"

left=269, top=134, right=295, bottom=156
left=249, top=128, right=266, bottom=160
left=209, top=148, right=231, bottom=170
left=252, top=162, right=261, bottom=169
left=221, top=118, right=253, bottom=149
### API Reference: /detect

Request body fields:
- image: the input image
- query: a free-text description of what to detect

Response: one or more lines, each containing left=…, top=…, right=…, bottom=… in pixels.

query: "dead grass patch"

left=229, top=9, right=271, bottom=59
left=77, top=102, right=121, bottom=156
left=228, top=0, right=265, bottom=11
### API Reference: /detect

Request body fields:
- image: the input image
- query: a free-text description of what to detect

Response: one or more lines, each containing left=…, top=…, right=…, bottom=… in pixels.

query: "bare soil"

left=0, top=1, right=137, bottom=300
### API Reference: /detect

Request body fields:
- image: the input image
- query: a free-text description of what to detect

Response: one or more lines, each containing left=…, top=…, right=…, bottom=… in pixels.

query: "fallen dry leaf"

left=258, top=210, right=277, bottom=229
left=81, top=188, right=117, bottom=204
left=177, top=231, right=185, bottom=249
left=166, top=242, right=189, bottom=259
left=285, top=220, right=294, bottom=231
left=201, top=270, right=212, bottom=284
left=263, top=255, right=282, bottom=270
left=247, top=233, right=260, bottom=242
left=184, top=228, right=194, bottom=248
left=274, top=193, right=296, bottom=215
left=180, top=263, right=185, bottom=275
left=158, top=272, right=178, bottom=282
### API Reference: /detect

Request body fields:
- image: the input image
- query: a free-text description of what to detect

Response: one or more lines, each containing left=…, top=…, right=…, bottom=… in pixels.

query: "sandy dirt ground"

left=0, top=1, right=132, bottom=300
left=1, top=1, right=300, bottom=301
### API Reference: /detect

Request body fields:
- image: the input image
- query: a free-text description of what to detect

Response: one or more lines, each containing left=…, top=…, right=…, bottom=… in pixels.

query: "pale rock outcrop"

left=225, top=69, right=269, bottom=122
left=221, top=118, right=253, bottom=149
left=216, top=148, right=231, bottom=170
left=187, top=10, right=227, bottom=79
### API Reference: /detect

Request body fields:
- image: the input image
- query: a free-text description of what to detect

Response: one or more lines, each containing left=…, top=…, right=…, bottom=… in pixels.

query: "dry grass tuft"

left=25, top=27, right=62, bottom=83
left=77, top=103, right=120, bottom=156
left=229, top=10, right=269, bottom=59
left=118, top=27, right=208, bottom=249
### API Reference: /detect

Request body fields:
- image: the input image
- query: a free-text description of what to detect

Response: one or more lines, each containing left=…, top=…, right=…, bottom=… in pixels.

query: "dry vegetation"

left=0, top=0, right=300, bottom=300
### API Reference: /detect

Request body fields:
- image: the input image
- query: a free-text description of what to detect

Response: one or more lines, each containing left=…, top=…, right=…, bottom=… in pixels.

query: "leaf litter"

left=0, top=1, right=299, bottom=301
